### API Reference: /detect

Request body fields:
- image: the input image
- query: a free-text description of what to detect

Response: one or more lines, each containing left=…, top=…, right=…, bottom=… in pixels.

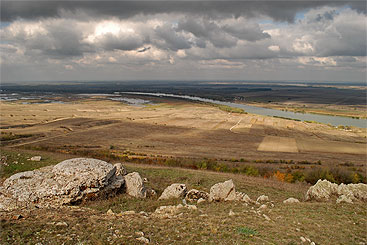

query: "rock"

left=305, top=179, right=338, bottom=201
left=11, top=214, right=23, bottom=220
left=256, top=195, right=269, bottom=203
left=153, top=204, right=196, bottom=218
left=124, top=172, right=147, bottom=198
left=30, top=156, right=42, bottom=161
left=136, top=236, right=150, bottom=243
left=300, top=236, right=306, bottom=242
left=114, top=163, right=127, bottom=176
left=336, top=195, right=353, bottom=204
left=283, top=197, right=300, bottom=204
left=263, top=214, right=271, bottom=221
left=139, top=211, right=149, bottom=216
left=306, top=179, right=367, bottom=202
left=186, top=204, right=197, bottom=210
left=135, top=231, right=145, bottom=236
left=338, top=183, right=367, bottom=201
left=209, top=179, right=235, bottom=201
left=106, top=209, right=115, bottom=215
left=229, top=210, right=235, bottom=216
left=185, top=189, right=209, bottom=202
left=55, top=221, right=68, bottom=227
left=159, top=183, right=187, bottom=200
left=143, top=178, right=149, bottom=183
left=120, top=210, right=136, bottom=215
left=197, top=198, right=206, bottom=204
left=0, top=158, right=125, bottom=210
left=310, top=242, right=315, bottom=245
left=258, top=204, right=267, bottom=211
left=209, top=179, right=253, bottom=203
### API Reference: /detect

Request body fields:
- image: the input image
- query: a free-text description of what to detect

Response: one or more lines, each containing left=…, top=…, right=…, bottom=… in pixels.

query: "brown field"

left=1, top=95, right=366, bottom=168
left=257, top=136, right=299, bottom=153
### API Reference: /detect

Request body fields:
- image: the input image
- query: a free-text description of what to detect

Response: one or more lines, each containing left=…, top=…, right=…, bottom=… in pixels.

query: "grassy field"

left=0, top=149, right=366, bottom=244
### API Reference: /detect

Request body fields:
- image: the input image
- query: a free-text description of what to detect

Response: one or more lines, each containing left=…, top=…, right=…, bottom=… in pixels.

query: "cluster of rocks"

left=305, top=179, right=367, bottom=204
left=157, top=179, right=254, bottom=205
left=1, top=157, right=366, bottom=212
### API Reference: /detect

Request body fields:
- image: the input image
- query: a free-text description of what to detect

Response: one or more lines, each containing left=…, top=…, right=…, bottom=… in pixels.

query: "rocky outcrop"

left=208, top=179, right=252, bottom=203
left=159, top=183, right=187, bottom=200
left=185, top=189, right=209, bottom=202
left=305, top=179, right=367, bottom=202
left=0, top=158, right=125, bottom=211
left=305, top=179, right=338, bottom=201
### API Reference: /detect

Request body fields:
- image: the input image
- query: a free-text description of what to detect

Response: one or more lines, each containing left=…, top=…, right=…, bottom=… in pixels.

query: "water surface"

left=122, top=92, right=366, bottom=128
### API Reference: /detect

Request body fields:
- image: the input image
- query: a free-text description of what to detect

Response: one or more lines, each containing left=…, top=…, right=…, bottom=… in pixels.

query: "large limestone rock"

left=185, top=189, right=209, bottom=202
left=306, top=179, right=367, bottom=202
left=124, top=172, right=147, bottom=198
left=209, top=179, right=235, bottom=201
left=208, top=179, right=252, bottom=203
left=337, top=183, right=367, bottom=201
left=0, top=158, right=125, bottom=211
left=305, top=179, right=338, bottom=201
left=159, top=183, right=187, bottom=200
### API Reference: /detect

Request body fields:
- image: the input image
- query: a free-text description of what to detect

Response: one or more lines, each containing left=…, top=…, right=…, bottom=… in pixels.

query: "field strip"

left=8, top=121, right=121, bottom=148
left=296, top=138, right=367, bottom=154
left=257, top=136, right=299, bottom=153
left=230, top=118, right=242, bottom=132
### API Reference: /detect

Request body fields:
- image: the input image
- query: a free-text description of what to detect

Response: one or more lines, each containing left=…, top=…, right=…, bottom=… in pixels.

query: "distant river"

left=122, top=92, right=367, bottom=128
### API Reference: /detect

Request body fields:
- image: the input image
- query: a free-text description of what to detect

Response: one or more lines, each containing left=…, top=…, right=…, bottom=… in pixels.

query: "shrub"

left=274, top=171, right=285, bottom=182
left=245, top=166, right=259, bottom=177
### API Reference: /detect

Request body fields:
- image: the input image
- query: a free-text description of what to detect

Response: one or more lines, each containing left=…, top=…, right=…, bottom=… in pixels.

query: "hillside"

left=1, top=149, right=366, bottom=244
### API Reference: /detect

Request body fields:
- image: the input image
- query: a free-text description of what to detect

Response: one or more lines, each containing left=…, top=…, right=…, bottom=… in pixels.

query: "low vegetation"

left=16, top=145, right=367, bottom=185
left=0, top=132, right=33, bottom=145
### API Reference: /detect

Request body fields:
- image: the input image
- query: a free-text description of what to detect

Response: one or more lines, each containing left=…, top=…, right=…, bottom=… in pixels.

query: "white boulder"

left=30, top=156, right=42, bottom=161
left=208, top=179, right=252, bottom=203
left=0, top=158, right=125, bottom=210
left=124, top=172, right=147, bottom=198
left=159, top=183, right=187, bottom=200
left=305, top=179, right=338, bottom=201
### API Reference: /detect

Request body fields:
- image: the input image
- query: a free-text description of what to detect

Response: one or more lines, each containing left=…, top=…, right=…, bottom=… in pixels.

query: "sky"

left=0, top=0, right=366, bottom=83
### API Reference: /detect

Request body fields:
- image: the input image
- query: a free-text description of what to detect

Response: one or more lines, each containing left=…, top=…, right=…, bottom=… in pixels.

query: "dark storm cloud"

left=154, top=24, right=192, bottom=50
left=1, top=1, right=365, bottom=22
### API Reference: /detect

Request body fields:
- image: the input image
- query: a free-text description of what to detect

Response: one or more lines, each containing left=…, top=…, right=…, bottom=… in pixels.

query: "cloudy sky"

left=0, top=1, right=366, bottom=83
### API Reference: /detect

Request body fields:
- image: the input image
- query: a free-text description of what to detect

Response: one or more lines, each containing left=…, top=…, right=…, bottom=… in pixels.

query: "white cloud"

left=0, top=6, right=365, bottom=82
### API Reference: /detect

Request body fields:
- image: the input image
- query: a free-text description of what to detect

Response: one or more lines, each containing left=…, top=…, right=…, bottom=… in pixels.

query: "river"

left=122, top=92, right=367, bottom=128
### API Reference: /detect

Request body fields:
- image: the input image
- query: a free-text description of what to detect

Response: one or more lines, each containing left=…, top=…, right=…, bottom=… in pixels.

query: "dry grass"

left=1, top=159, right=366, bottom=244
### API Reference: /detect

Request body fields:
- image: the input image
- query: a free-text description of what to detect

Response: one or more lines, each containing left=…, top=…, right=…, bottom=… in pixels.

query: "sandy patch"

left=257, top=136, right=299, bottom=153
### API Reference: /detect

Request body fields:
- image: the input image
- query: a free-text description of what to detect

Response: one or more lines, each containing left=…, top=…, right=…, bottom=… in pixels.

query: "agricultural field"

left=0, top=92, right=366, bottom=185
